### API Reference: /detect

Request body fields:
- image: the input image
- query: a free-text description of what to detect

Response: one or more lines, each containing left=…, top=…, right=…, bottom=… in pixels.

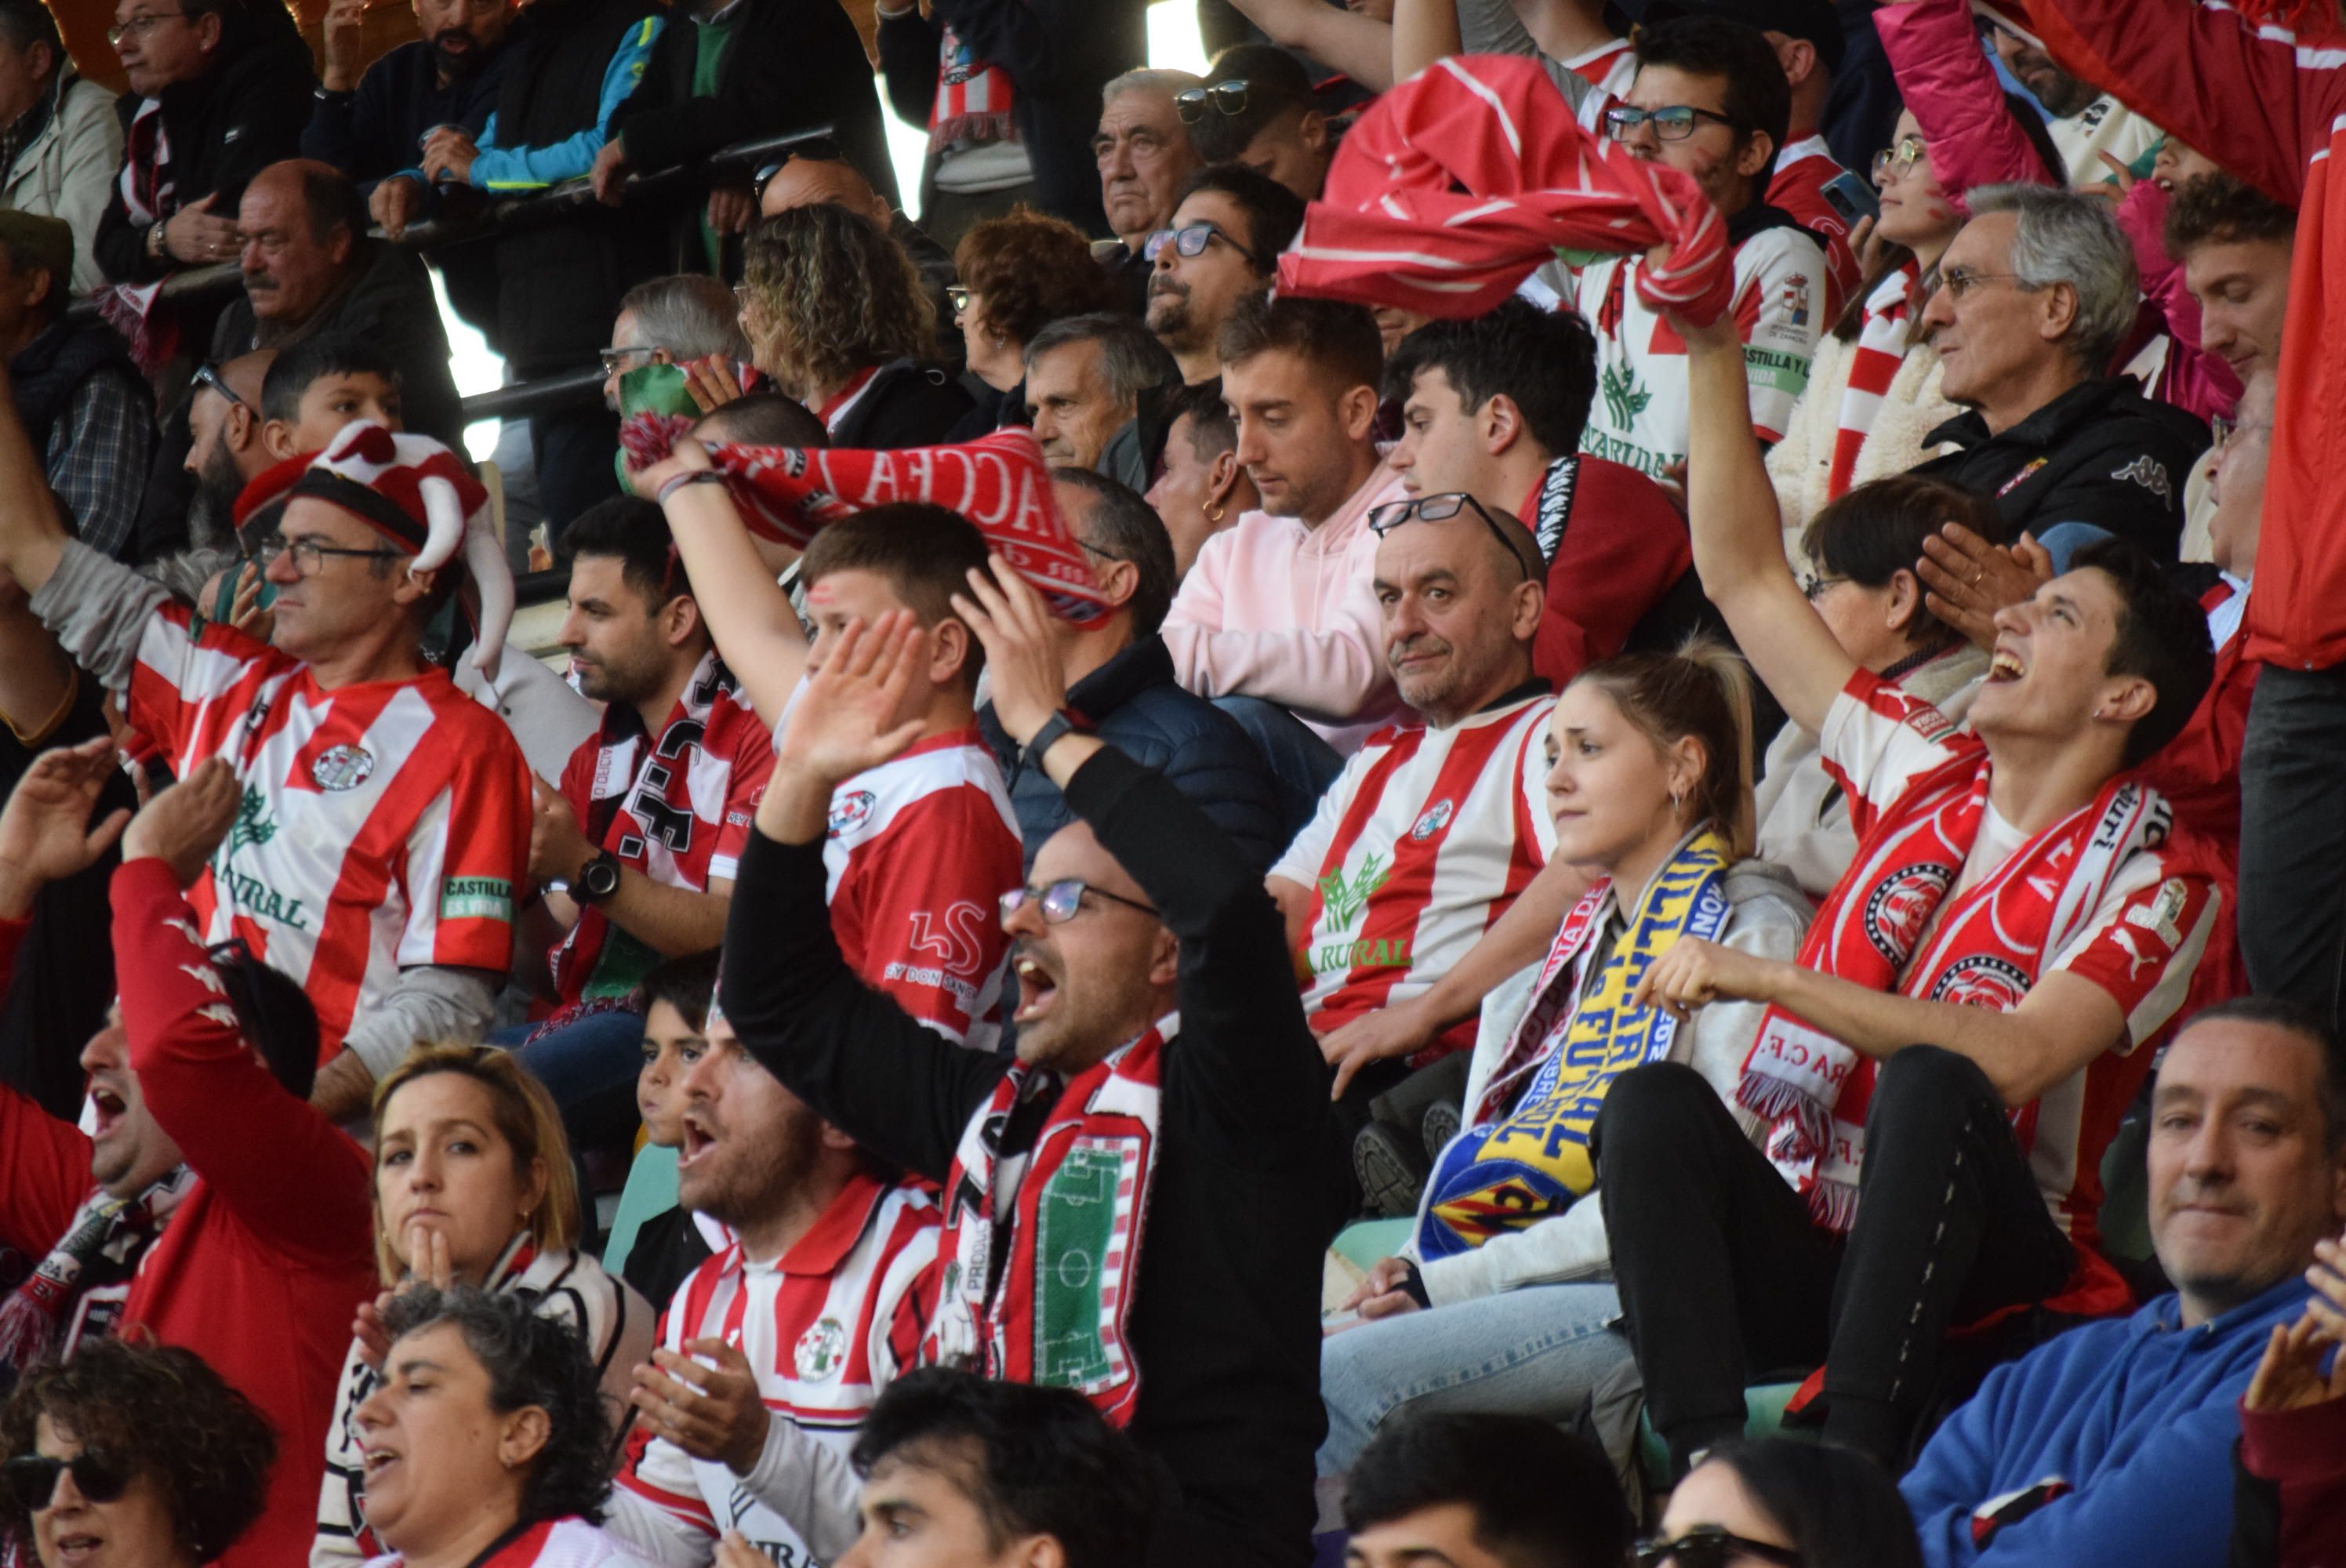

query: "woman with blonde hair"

left=312, top=1045, right=655, bottom=1568
left=735, top=203, right=972, bottom=448
left=1318, top=642, right=1811, bottom=1476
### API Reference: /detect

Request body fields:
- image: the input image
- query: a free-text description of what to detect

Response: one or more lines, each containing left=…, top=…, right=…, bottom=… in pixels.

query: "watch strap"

left=1022, top=708, right=1082, bottom=767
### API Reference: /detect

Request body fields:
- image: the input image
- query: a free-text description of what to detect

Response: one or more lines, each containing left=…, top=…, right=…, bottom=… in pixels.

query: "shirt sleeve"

left=1733, top=228, right=1825, bottom=444
left=612, top=1298, right=719, bottom=1555
left=713, top=715, right=777, bottom=884
left=1518, top=713, right=1556, bottom=862
left=47, top=373, right=153, bottom=563
left=1269, top=751, right=1356, bottom=886
left=398, top=731, right=532, bottom=972
left=469, top=15, right=665, bottom=191
left=1814, top=667, right=1972, bottom=835
left=2044, top=852, right=2218, bottom=1047
left=833, top=786, right=1022, bottom=1044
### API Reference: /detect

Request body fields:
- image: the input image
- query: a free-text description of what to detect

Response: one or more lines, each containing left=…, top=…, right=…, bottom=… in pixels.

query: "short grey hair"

left=616, top=274, right=752, bottom=362
left=1963, top=183, right=2140, bottom=372
left=1102, top=67, right=1203, bottom=106
left=1023, top=312, right=1178, bottom=406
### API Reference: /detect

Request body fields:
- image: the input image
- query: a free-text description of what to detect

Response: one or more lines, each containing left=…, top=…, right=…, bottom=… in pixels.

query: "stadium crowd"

left=0, top=0, right=2342, bottom=1566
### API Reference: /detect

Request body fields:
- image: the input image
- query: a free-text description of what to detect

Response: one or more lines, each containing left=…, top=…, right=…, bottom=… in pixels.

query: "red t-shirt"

left=1520, top=454, right=1695, bottom=686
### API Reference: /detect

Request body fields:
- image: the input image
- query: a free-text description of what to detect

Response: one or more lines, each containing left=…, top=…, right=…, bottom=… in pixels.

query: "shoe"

left=1420, top=1099, right=1460, bottom=1160
left=1353, top=1120, right=1429, bottom=1218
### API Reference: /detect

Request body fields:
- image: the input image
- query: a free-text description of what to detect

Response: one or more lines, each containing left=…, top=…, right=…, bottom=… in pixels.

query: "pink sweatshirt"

left=1161, top=462, right=1410, bottom=753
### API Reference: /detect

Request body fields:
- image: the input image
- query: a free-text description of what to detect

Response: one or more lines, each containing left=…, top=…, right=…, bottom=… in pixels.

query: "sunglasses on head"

left=1367, top=491, right=1540, bottom=581
left=1634, top=1526, right=1804, bottom=1568
left=3, top=1452, right=134, bottom=1512
left=191, top=362, right=255, bottom=416
left=1175, top=79, right=1250, bottom=123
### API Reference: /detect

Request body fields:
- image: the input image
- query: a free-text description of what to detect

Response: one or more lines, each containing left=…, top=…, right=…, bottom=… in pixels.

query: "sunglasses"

left=1634, top=1526, right=1803, bottom=1568
left=1175, top=79, right=1250, bottom=123
left=3, top=1453, right=134, bottom=1512
left=1367, top=491, right=1540, bottom=581
left=1000, top=877, right=1157, bottom=925
left=1142, top=221, right=1269, bottom=270
left=191, top=362, right=255, bottom=416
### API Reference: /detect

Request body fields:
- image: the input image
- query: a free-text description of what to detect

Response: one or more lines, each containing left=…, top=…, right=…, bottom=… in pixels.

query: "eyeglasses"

left=108, top=9, right=186, bottom=45
left=1000, top=878, right=1157, bottom=925
left=947, top=285, right=971, bottom=317
left=1175, top=80, right=1250, bottom=123
left=1077, top=538, right=1129, bottom=564
left=1872, top=134, right=1930, bottom=183
left=1143, top=221, right=1267, bottom=270
left=1938, top=266, right=2032, bottom=300
left=191, top=363, right=254, bottom=416
left=1367, top=491, right=1540, bottom=581
left=1603, top=104, right=1741, bottom=143
left=1799, top=571, right=1850, bottom=601
left=3, top=1453, right=134, bottom=1512
left=1634, top=1526, right=1805, bottom=1568
left=597, top=344, right=656, bottom=375
left=253, top=534, right=401, bottom=576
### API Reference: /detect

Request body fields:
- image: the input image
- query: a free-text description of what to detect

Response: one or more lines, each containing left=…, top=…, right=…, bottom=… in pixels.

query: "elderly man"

left=209, top=161, right=462, bottom=447
left=1021, top=311, right=1177, bottom=486
left=1094, top=67, right=1203, bottom=314
left=1909, top=184, right=2209, bottom=557
left=1147, top=165, right=1304, bottom=387
left=0, top=0, right=119, bottom=292
left=1901, top=998, right=2346, bottom=1568
left=601, top=274, right=751, bottom=413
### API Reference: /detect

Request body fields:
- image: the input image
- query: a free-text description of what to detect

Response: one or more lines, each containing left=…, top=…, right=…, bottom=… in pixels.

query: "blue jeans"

left=1318, top=1282, right=1628, bottom=1475
left=498, top=1009, right=646, bottom=1153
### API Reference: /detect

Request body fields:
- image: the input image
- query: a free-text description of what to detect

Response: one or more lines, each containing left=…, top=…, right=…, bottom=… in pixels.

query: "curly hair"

left=2164, top=170, right=2297, bottom=256
left=954, top=209, right=1120, bottom=350
left=377, top=1287, right=616, bottom=1526
left=0, top=1338, right=277, bottom=1561
left=739, top=205, right=937, bottom=397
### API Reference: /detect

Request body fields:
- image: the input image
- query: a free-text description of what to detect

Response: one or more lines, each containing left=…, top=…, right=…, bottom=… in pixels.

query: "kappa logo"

left=826, top=789, right=877, bottom=838
left=1927, top=954, right=2032, bottom=1011
left=1863, top=863, right=1955, bottom=964
left=1600, top=359, right=1651, bottom=431
left=2111, top=455, right=2173, bottom=506
left=310, top=743, right=376, bottom=792
left=794, top=1317, right=848, bottom=1381
left=1411, top=799, right=1456, bottom=841
left=1318, top=854, right=1389, bottom=934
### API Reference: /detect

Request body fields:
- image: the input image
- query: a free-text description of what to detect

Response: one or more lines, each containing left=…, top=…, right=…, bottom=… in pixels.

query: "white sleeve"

left=601, top=1485, right=717, bottom=1568
left=1735, top=230, right=1827, bottom=444
left=729, top=1416, right=869, bottom=1563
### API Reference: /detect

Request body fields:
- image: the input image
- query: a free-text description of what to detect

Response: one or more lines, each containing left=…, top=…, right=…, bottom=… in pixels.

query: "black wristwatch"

left=572, top=849, right=623, bottom=905
left=1022, top=708, right=1083, bottom=768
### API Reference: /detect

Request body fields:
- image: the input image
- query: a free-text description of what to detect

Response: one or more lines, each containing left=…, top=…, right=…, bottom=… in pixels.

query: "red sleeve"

left=1879, top=0, right=2061, bottom=203
left=113, top=858, right=376, bottom=1261
left=1543, top=459, right=1693, bottom=669
left=2240, top=1390, right=2346, bottom=1568
left=2140, top=651, right=2254, bottom=844
left=712, top=713, right=775, bottom=883
left=421, top=729, right=534, bottom=971
left=0, top=913, right=93, bottom=1254
left=834, top=788, right=1021, bottom=1044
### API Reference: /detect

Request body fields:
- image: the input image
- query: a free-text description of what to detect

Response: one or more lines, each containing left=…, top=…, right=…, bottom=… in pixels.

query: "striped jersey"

left=552, top=654, right=775, bottom=1003
left=123, top=605, right=532, bottom=1059
left=613, top=1176, right=940, bottom=1568
left=1767, top=135, right=1864, bottom=320
left=1273, top=690, right=1559, bottom=1055
left=1573, top=223, right=1827, bottom=481
left=364, top=1518, right=655, bottom=1568
left=822, top=728, right=1022, bottom=1049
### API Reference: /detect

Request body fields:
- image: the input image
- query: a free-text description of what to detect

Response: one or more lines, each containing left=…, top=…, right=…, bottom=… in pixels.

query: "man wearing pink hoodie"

left=1160, top=294, right=1407, bottom=753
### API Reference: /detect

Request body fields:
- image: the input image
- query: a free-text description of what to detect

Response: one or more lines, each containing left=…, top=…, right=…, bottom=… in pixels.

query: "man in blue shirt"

left=1902, top=996, right=2346, bottom=1568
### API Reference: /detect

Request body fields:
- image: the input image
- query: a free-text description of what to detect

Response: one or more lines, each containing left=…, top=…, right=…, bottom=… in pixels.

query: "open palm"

left=0, top=736, right=129, bottom=892
left=776, top=612, right=930, bottom=787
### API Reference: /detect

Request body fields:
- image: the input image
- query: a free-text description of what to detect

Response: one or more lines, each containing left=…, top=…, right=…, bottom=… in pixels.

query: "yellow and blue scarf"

left=1417, top=833, right=1733, bottom=1259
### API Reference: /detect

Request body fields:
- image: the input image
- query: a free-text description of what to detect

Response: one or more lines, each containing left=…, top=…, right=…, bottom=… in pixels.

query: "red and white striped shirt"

left=1767, top=134, right=1864, bottom=320
left=1561, top=37, right=1638, bottom=130
left=123, top=606, right=532, bottom=1059
left=1273, top=690, right=1558, bottom=1055
left=823, top=728, right=1022, bottom=1049
left=365, top=1517, right=654, bottom=1568
left=613, top=1175, right=939, bottom=1568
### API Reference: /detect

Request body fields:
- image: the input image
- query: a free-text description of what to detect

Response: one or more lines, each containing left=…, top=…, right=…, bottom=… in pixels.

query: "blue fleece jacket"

left=1901, top=1276, right=2313, bottom=1568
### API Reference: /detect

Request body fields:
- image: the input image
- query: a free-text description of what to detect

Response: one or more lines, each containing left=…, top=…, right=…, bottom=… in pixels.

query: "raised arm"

left=634, top=441, right=812, bottom=728
left=1228, top=0, right=1396, bottom=92
left=1679, top=305, right=1858, bottom=736
left=1876, top=0, right=2061, bottom=201
left=1391, top=0, right=1466, bottom=82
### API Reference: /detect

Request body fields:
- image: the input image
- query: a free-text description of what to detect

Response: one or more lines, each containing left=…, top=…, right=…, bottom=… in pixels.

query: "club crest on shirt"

left=1927, top=954, right=2032, bottom=1011
left=310, top=744, right=376, bottom=792
left=794, top=1317, right=847, bottom=1381
left=1864, top=863, right=1955, bottom=964
left=1411, top=800, right=1456, bottom=841
left=826, top=790, right=877, bottom=838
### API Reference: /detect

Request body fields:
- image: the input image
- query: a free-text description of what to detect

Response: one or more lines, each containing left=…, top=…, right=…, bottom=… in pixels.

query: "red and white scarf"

left=1827, top=262, right=1924, bottom=499
left=929, top=26, right=1016, bottom=153
left=1737, top=750, right=2171, bottom=1232
left=921, top=1020, right=1167, bottom=1426
left=1276, top=54, right=1735, bottom=327
left=95, top=99, right=177, bottom=370
left=619, top=420, right=1108, bottom=622
left=0, top=1166, right=194, bottom=1385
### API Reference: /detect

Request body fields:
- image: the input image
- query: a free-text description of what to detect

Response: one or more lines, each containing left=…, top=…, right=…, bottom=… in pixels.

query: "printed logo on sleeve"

left=440, top=877, right=514, bottom=922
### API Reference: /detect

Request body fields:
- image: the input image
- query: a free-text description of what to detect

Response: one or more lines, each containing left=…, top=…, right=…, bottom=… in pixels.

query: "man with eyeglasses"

left=599, top=274, right=753, bottom=415
left=1144, top=164, right=1302, bottom=387
left=1572, top=16, right=1828, bottom=485
left=91, top=0, right=314, bottom=288
left=718, top=554, right=1338, bottom=1568
left=0, top=391, right=532, bottom=1130
left=183, top=350, right=272, bottom=542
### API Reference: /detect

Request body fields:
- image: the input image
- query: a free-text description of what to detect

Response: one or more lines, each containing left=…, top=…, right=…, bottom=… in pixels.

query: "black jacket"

left=977, top=636, right=1289, bottom=871
left=831, top=358, right=975, bottom=450
left=208, top=238, right=466, bottom=447
left=724, top=746, right=1337, bottom=1568
left=611, top=0, right=898, bottom=255
left=301, top=39, right=507, bottom=194
left=94, top=1, right=318, bottom=285
left=1909, top=376, right=2210, bottom=560
left=876, top=0, right=1145, bottom=238
left=488, top=0, right=665, bottom=365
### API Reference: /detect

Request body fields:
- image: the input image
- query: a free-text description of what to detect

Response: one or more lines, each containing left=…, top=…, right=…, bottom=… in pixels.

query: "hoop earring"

left=1204, top=502, right=1226, bottom=524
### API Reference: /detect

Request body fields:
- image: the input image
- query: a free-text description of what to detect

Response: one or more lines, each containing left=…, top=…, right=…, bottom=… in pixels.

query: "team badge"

left=826, top=789, right=877, bottom=837
left=1411, top=800, right=1456, bottom=840
left=794, top=1317, right=848, bottom=1381
left=1927, top=955, right=2032, bottom=1011
left=1863, top=863, right=1955, bottom=964
left=310, top=744, right=376, bottom=792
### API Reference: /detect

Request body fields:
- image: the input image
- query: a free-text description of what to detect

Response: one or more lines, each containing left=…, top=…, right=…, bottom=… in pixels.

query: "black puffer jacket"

left=831, top=357, right=975, bottom=450
left=977, top=634, right=1288, bottom=871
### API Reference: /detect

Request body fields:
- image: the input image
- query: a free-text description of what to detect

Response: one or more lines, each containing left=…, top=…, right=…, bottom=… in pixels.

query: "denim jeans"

left=1318, top=1281, right=1629, bottom=1475
left=498, top=1010, right=647, bottom=1154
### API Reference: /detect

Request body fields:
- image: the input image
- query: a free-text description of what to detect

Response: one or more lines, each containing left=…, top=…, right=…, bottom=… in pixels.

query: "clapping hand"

left=2245, top=1235, right=2346, bottom=1413
left=630, top=1338, right=771, bottom=1475
left=122, top=757, right=241, bottom=888
left=950, top=556, right=1070, bottom=747
left=1916, top=523, right=2054, bottom=649
left=775, top=612, right=929, bottom=789
left=0, top=736, right=129, bottom=917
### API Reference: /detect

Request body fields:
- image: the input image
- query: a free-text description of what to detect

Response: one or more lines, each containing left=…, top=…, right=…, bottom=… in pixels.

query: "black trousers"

left=2239, top=662, right=2346, bottom=1025
left=1593, top=1047, right=2075, bottom=1472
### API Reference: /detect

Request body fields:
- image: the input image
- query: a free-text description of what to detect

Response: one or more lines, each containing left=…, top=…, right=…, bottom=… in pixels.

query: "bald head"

left=759, top=158, right=892, bottom=228
left=239, top=160, right=365, bottom=325
left=1371, top=495, right=1545, bottom=726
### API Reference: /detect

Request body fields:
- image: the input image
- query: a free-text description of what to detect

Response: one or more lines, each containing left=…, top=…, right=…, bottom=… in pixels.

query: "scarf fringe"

left=930, top=111, right=1017, bottom=153
left=1808, top=1176, right=1860, bottom=1234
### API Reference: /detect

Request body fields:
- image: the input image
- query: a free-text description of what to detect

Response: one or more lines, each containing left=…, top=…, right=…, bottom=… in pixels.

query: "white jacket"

left=1766, top=326, right=1961, bottom=556
left=1, top=73, right=123, bottom=295
left=1411, top=859, right=1814, bottom=1306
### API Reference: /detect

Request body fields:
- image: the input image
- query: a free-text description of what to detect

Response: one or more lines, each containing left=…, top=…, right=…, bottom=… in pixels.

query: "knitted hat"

left=234, top=420, right=516, bottom=676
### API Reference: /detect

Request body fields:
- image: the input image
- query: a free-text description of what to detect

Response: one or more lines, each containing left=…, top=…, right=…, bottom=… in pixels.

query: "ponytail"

left=1567, top=638, right=1757, bottom=859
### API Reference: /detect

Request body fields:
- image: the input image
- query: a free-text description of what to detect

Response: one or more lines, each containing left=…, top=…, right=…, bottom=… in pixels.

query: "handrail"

left=459, top=365, right=609, bottom=424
